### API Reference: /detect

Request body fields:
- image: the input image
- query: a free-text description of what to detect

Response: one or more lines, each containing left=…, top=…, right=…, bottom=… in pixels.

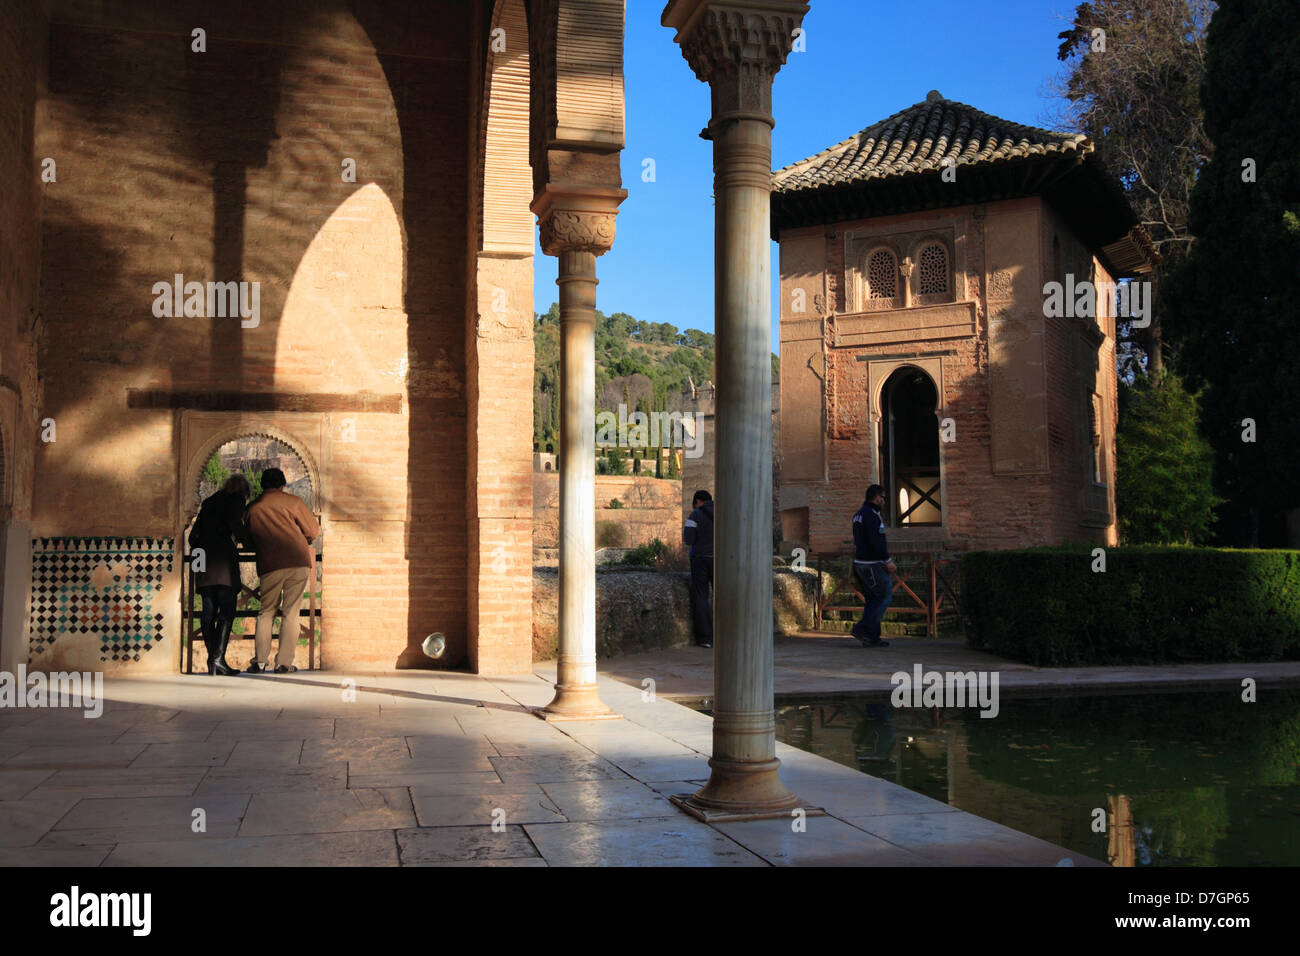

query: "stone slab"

left=411, top=790, right=566, bottom=828
left=524, top=817, right=767, bottom=867
left=240, top=787, right=415, bottom=836
left=539, top=779, right=678, bottom=822
left=103, top=830, right=401, bottom=866
left=396, top=824, right=540, bottom=864
left=713, top=815, right=933, bottom=866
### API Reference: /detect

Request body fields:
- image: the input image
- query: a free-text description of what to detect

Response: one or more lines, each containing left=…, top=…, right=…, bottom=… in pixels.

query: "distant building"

left=773, top=92, right=1156, bottom=554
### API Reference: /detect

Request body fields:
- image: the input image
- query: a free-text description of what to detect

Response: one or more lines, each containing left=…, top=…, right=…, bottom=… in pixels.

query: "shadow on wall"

left=38, top=1, right=471, bottom=671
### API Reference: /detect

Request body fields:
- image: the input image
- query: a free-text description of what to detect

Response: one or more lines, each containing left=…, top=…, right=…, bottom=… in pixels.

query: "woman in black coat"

left=189, top=474, right=251, bottom=675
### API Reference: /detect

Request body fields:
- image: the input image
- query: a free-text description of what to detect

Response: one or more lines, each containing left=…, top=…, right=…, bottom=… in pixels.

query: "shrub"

left=1116, top=370, right=1219, bottom=544
left=609, top=498, right=624, bottom=510
left=595, top=521, right=628, bottom=548
left=963, top=546, right=1300, bottom=665
left=623, top=539, right=669, bottom=567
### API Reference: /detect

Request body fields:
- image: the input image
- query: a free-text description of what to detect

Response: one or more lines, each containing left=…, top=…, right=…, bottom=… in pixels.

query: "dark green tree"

left=1116, top=369, right=1219, bottom=544
left=1163, top=0, right=1300, bottom=545
left=1056, top=0, right=1216, bottom=374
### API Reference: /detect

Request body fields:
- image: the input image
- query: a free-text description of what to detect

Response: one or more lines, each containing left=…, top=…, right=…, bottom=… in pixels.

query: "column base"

left=669, top=756, right=825, bottom=822
left=535, top=682, right=621, bottom=722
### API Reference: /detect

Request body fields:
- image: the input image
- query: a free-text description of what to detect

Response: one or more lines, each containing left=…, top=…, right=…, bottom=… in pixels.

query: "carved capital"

left=663, top=0, right=808, bottom=117
left=532, top=184, right=626, bottom=257
left=538, top=209, right=617, bottom=256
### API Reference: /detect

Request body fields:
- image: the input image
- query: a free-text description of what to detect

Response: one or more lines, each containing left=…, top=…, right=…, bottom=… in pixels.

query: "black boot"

left=204, top=627, right=220, bottom=675
left=211, top=618, right=241, bottom=677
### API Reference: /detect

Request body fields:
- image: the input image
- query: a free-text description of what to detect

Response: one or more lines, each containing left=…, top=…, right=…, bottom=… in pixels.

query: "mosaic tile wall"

left=29, top=537, right=175, bottom=664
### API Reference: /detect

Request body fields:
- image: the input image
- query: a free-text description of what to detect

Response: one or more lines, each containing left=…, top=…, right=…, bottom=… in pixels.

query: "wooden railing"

left=181, top=548, right=323, bottom=673
left=813, top=551, right=961, bottom=637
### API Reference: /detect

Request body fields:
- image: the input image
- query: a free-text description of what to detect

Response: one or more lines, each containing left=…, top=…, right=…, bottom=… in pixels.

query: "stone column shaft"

left=533, top=188, right=625, bottom=720
left=553, top=249, right=603, bottom=712
left=663, top=0, right=811, bottom=818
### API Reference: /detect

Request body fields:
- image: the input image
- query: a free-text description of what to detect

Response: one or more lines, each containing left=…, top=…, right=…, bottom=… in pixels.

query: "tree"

left=1055, top=0, right=1216, bottom=374
left=1116, top=369, right=1219, bottom=544
left=1162, top=0, right=1300, bottom=545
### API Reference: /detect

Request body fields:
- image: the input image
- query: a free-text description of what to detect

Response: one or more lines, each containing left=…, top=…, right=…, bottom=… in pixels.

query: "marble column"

left=663, top=0, right=813, bottom=818
left=534, top=187, right=624, bottom=720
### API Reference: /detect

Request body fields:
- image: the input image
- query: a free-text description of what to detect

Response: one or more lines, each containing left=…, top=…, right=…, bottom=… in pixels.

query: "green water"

left=772, top=688, right=1300, bottom=866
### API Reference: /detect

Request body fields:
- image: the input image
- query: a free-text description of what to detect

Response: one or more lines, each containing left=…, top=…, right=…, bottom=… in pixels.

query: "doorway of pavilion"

left=881, top=368, right=942, bottom=527
left=181, top=433, right=323, bottom=673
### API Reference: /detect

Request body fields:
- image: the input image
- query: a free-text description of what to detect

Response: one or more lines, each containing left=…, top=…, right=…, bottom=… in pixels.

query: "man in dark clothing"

left=189, top=474, right=251, bottom=675
left=683, top=490, right=714, bottom=648
left=851, top=484, right=896, bottom=647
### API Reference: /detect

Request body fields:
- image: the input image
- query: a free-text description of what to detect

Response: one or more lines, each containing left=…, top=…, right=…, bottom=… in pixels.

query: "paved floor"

left=600, top=632, right=1300, bottom=700
left=0, top=663, right=1102, bottom=867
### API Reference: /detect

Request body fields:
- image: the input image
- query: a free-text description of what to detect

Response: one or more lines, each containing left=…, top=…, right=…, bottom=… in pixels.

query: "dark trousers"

left=689, top=555, right=713, bottom=644
left=199, top=585, right=238, bottom=642
left=851, top=563, right=893, bottom=642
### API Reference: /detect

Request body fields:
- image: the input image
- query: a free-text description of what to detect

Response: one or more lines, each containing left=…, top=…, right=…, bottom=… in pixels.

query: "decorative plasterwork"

left=662, top=0, right=808, bottom=118
left=532, top=184, right=626, bottom=257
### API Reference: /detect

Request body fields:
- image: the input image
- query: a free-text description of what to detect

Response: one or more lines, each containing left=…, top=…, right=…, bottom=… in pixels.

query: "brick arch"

left=481, top=0, right=534, bottom=255
left=182, top=425, right=321, bottom=522
left=867, top=359, right=946, bottom=423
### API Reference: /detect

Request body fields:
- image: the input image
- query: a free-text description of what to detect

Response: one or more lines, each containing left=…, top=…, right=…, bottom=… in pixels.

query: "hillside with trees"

left=535, top=302, right=773, bottom=455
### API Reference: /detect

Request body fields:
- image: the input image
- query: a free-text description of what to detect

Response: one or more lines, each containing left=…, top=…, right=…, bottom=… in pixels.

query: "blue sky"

left=532, top=0, right=1083, bottom=352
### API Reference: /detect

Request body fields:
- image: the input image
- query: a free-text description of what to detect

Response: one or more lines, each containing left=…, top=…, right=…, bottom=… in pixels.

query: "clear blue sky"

left=532, top=0, right=1081, bottom=353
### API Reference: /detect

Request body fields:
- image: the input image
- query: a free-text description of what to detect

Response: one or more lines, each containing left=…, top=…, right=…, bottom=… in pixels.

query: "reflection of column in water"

left=852, top=702, right=897, bottom=773
left=1107, top=794, right=1136, bottom=867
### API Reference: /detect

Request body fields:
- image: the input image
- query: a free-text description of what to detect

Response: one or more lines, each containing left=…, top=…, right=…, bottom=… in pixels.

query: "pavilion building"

left=772, top=91, right=1157, bottom=555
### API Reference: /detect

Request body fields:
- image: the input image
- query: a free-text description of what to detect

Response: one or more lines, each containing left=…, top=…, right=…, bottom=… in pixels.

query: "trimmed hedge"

left=963, top=547, right=1300, bottom=665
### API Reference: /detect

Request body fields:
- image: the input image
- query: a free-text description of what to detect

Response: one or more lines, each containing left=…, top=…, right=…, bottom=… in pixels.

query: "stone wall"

left=533, top=474, right=681, bottom=551
left=531, top=566, right=821, bottom=660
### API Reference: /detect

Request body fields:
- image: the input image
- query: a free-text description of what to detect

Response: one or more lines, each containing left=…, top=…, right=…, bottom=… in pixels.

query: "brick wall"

left=30, top=0, right=476, bottom=672
left=779, top=197, right=1117, bottom=557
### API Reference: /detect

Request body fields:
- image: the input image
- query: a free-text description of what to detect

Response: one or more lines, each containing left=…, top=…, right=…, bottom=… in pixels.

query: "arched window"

left=917, top=241, right=949, bottom=296
left=866, top=248, right=898, bottom=302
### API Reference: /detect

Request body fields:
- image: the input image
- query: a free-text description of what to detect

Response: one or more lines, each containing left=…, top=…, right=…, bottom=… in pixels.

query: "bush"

left=963, top=546, right=1300, bottom=665
left=595, top=521, right=628, bottom=548
left=1116, top=370, right=1219, bottom=544
left=623, top=539, right=669, bottom=567
left=608, top=498, right=624, bottom=510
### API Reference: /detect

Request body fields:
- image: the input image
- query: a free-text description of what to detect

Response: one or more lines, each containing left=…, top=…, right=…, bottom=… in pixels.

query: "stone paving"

left=599, top=632, right=1300, bottom=700
left=0, top=661, right=1104, bottom=867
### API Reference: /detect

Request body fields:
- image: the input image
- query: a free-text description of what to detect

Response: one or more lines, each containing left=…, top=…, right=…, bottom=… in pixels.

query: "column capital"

left=531, top=184, right=627, bottom=257
left=662, top=0, right=808, bottom=118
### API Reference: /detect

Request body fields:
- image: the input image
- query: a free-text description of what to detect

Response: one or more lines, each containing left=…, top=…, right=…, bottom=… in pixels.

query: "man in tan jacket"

left=246, top=468, right=320, bottom=673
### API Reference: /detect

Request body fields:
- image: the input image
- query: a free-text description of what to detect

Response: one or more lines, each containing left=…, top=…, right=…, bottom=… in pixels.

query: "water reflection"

left=773, top=689, right=1300, bottom=867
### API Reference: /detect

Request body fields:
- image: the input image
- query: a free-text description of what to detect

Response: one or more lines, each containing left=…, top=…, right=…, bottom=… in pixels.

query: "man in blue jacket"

left=683, top=490, right=714, bottom=648
left=851, top=484, right=896, bottom=647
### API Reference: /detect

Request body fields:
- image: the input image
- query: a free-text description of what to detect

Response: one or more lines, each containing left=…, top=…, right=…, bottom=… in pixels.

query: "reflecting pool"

left=770, top=688, right=1300, bottom=866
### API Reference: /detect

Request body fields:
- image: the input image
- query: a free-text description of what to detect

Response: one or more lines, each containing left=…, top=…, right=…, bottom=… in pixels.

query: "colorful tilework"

left=28, top=537, right=174, bottom=664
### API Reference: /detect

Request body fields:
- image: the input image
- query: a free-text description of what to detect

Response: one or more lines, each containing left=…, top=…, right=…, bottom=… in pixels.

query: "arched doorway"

left=182, top=431, right=321, bottom=673
left=881, top=368, right=942, bottom=526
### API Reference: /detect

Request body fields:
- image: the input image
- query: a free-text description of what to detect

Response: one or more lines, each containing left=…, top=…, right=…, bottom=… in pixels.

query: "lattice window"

left=866, top=249, right=897, bottom=300
left=918, top=242, right=949, bottom=295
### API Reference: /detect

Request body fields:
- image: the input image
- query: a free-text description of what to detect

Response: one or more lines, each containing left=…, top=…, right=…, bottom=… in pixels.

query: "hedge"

left=962, top=547, right=1300, bottom=665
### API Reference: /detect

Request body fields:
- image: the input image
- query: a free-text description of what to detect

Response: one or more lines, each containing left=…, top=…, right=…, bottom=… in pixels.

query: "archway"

left=182, top=429, right=321, bottom=673
left=881, top=368, right=942, bottom=526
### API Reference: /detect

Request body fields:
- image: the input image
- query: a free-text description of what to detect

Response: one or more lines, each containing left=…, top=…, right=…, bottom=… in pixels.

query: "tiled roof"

left=773, top=91, right=1091, bottom=194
